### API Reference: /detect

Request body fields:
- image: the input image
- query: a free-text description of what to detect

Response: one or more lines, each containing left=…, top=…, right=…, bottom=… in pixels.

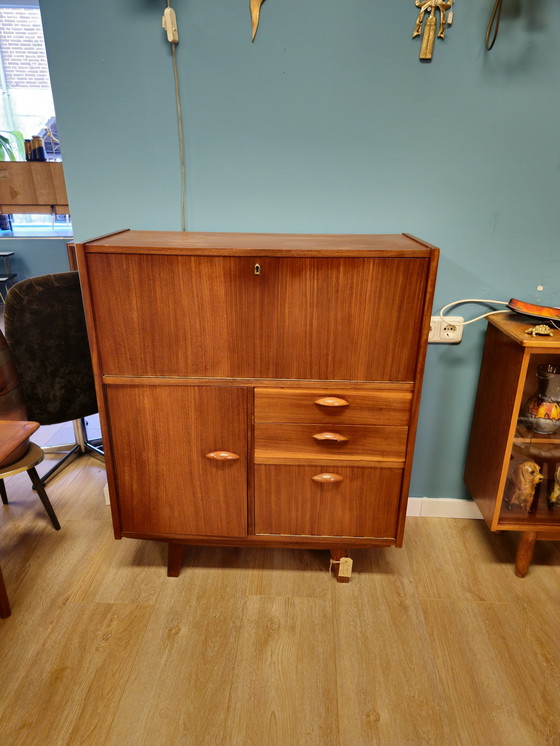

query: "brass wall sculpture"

left=412, top=0, right=455, bottom=60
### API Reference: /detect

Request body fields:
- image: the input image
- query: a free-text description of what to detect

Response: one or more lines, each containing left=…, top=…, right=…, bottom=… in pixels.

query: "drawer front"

left=254, top=423, right=408, bottom=466
left=254, top=388, right=412, bottom=426
left=255, top=464, right=402, bottom=539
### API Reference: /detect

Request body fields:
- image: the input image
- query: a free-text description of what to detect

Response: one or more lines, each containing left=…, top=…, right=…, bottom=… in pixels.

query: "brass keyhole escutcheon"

left=254, top=264, right=261, bottom=275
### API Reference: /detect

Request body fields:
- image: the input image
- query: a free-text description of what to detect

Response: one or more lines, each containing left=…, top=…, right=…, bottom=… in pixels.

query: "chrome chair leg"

left=39, top=418, right=104, bottom=486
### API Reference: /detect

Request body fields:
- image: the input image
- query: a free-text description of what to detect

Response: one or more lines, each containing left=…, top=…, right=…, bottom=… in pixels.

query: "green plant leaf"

left=10, top=130, right=25, bottom=160
left=0, top=131, right=23, bottom=161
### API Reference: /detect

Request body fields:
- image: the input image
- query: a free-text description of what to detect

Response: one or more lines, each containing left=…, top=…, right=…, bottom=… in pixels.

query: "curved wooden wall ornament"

left=250, top=0, right=266, bottom=41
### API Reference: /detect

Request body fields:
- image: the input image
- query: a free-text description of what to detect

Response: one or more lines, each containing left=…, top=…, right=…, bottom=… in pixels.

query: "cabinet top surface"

left=489, top=313, right=560, bottom=349
left=80, top=230, right=438, bottom=257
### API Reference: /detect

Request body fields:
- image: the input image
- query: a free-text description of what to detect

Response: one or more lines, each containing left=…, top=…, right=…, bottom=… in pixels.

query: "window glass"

left=0, top=1, right=71, bottom=236
left=0, top=1, right=56, bottom=148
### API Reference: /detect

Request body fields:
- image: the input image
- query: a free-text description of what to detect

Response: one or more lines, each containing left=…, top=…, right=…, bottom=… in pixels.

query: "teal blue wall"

left=0, top=238, right=70, bottom=280
left=40, top=0, right=560, bottom=499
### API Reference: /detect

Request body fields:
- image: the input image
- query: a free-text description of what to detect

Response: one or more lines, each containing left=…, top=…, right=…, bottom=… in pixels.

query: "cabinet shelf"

left=514, top=436, right=560, bottom=444
left=513, top=426, right=560, bottom=461
left=515, top=424, right=560, bottom=443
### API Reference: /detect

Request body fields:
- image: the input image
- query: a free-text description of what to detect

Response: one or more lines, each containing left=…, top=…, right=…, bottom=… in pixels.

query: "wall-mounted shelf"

left=0, top=162, right=69, bottom=214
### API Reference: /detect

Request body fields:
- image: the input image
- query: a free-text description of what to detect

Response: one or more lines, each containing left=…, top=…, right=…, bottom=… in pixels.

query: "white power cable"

left=163, top=3, right=186, bottom=231
left=438, top=298, right=510, bottom=326
left=171, top=41, right=186, bottom=232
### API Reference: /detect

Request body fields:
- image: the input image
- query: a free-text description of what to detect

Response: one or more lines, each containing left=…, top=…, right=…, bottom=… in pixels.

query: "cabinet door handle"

left=314, top=396, right=349, bottom=408
left=312, top=473, right=344, bottom=483
left=205, top=451, right=240, bottom=461
left=312, top=431, right=349, bottom=443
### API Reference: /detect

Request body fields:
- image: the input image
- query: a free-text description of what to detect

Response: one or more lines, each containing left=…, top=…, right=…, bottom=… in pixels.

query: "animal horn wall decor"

left=412, top=0, right=455, bottom=60
left=250, top=0, right=266, bottom=41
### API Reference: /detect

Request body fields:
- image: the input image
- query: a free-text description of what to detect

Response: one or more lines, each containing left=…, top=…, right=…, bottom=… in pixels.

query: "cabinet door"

left=105, top=384, right=248, bottom=538
left=85, top=254, right=257, bottom=377
left=86, top=253, right=428, bottom=381
left=253, top=257, right=429, bottom=382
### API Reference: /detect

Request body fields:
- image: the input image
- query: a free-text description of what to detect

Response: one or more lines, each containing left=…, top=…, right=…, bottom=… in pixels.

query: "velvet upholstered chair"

left=3, top=271, right=101, bottom=485
left=1, top=271, right=99, bottom=617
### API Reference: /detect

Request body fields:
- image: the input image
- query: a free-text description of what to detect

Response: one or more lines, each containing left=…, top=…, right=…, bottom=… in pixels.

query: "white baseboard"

left=407, top=497, right=483, bottom=519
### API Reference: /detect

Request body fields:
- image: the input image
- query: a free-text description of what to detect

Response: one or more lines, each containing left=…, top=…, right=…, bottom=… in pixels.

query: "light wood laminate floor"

left=0, top=453, right=559, bottom=745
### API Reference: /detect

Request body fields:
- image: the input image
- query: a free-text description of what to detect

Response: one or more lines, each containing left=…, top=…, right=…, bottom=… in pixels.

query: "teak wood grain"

left=75, top=231, right=439, bottom=576
left=254, top=464, right=402, bottom=538
left=464, top=324, right=526, bottom=528
left=254, top=423, right=408, bottom=464
left=105, top=384, right=248, bottom=538
left=85, top=229, right=435, bottom=255
left=489, top=312, right=560, bottom=348
left=254, top=387, right=412, bottom=426
left=84, top=253, right=429, bottom=382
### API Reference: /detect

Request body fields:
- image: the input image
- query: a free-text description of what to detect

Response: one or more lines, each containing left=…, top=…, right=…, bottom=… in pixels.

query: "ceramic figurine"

left=523, top=364, right=560, bottom=434
left=548, top=465, right=560, bottom=508
left=504, top=459, right=543, bottom=512
left=525, top=324, right=554, bottom=337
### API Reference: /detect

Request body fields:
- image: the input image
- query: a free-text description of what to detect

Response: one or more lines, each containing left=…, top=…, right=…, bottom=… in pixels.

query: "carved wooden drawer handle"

left=312, top=473, right=344, bottom=483
left=314, top=396, right=349, bottom=408
left=205, top=451, right=240, bottom=461
left=312, top=432, right=349, bottom=443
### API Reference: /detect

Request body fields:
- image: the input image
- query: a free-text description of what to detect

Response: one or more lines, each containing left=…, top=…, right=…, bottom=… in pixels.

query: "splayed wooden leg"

left=515, top=532, right=537, bottom=578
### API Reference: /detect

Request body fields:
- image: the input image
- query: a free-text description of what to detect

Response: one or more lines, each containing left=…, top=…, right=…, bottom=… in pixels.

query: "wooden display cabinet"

left=465, top=314, right=560, bottom=576
left=76, top=230, right=439, bottom=581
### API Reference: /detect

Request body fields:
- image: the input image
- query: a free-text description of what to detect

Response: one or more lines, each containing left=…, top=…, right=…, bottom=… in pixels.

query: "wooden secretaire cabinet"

left=76, top=231, right=439, bottom=580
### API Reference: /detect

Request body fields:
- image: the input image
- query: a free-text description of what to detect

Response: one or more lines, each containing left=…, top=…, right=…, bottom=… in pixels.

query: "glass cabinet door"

left=503, top=352, right=560, bottom=525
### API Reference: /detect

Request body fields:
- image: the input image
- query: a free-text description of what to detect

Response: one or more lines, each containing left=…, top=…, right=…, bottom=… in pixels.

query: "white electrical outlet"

left=429, top=316, right=463, bottom=344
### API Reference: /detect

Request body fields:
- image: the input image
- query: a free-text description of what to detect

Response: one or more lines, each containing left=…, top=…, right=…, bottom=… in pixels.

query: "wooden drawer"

left=255, top=464, right=402, bottom=538
left=254, top=423, right=408, bottom=466
left=254, top=387, right=412, bottom=426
